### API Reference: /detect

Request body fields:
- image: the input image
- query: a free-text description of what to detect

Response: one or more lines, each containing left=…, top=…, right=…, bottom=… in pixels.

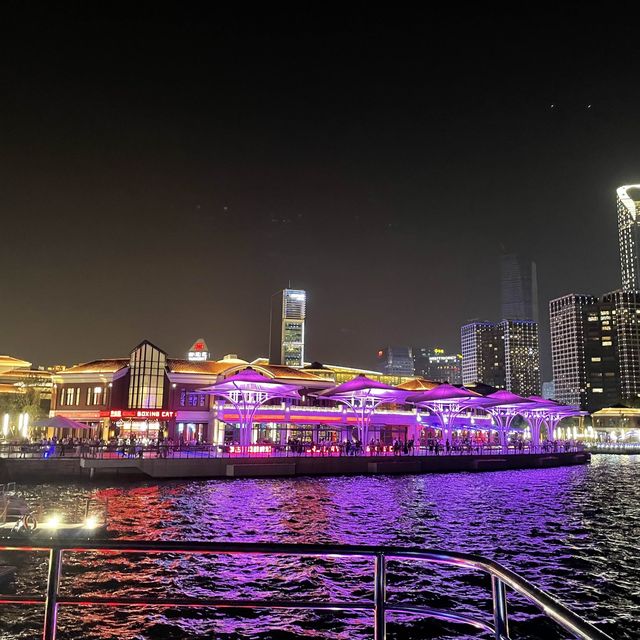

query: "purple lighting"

left=200, top=369, right=301, bottom=446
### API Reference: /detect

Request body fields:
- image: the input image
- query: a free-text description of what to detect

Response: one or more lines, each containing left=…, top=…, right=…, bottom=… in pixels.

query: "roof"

left=167, top=359, right=230, bottom=375
left=396, top=378, right=440, bottom=391
left=0, top=383, right=25, bottom=395
left=63, top=359, right=129, bottom=374
left=0, top=355, right=32, bottom=368
left=258, top=365, right=326, bottom=381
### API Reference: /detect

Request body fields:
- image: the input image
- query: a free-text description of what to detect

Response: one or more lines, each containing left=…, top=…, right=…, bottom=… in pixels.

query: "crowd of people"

left=0, top=433, right=582, bottom=459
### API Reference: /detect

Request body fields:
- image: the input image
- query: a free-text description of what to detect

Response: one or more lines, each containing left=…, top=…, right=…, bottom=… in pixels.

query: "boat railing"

left=0, top=540, right=613, bottom=640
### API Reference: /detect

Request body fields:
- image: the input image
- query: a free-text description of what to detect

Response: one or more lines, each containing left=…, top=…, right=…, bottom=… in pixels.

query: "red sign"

left=99, top=410, right=175, bottom=419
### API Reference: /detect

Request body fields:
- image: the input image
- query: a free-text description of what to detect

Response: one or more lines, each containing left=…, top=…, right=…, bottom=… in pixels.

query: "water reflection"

left=1, top=455, right=638, bottom=639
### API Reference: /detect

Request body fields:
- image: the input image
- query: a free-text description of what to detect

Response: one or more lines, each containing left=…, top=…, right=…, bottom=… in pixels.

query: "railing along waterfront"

left=0, top=540, right=612, bottom=640
left=0, top=442, right=583, bottom=460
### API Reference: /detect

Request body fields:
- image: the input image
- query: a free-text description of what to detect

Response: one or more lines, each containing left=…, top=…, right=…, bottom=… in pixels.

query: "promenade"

left=0, top=443, right=590, bottom=482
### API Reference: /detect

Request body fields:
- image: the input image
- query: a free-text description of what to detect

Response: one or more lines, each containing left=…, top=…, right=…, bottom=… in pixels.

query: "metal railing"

left=0, top=442, right=583, bottom=460
left=0, top=540, right=612, bottom=640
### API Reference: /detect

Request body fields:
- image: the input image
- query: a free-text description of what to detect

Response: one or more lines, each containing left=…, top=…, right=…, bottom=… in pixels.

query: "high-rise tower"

left=269, top=289, right=306, bottom=367
left=500, top=253, right=539, bottom=323
left=617, top=185, right=640, bottom=291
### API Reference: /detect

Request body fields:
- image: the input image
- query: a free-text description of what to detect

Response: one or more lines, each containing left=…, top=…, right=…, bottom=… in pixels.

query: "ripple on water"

left=0, top=454, right=638, bottom=639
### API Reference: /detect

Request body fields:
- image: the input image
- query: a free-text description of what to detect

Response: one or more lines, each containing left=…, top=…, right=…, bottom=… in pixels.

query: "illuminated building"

left=617, top=185, right=640, bottom=291
left=461, top=322, right=505, bottom=388
left=376, top=346, right=414, bottom=376
left=0, top=355, right=53, bottom=408
left=601, top=289, right=640, bottom=404
left=413, top=347, right=462, bottom=384
left=498, top=319, right=541, bottom=396
left=269, top=289, right=306, bottom=367
left=550, top=294, right=619, bottom=412
left=51, top=340, right=495, bottom=446
left=461, top=321, right=540, bottom=395
left=187, top=338, right=209, bottom=361
left=501, top=253, right=539, bottom=323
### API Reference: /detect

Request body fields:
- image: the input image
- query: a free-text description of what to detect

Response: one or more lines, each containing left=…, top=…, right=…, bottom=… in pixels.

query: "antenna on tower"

left=288, top=279, right=291, bottom=289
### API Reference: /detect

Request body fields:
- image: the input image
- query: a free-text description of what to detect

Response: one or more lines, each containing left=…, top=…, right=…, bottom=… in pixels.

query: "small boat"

left=0, top=483, right=108, bottom=538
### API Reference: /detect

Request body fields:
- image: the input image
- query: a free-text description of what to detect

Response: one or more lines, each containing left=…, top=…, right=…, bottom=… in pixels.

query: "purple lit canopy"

left=406, top=384, right=486, bottom=442
left=200, top=369, right=301, bottom=446
left=314, top=375, right=410, bottom=443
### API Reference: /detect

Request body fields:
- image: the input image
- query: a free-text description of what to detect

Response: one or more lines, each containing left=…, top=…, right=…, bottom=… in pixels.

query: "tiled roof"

left=396, top=378, right=440, bottom=391
left=167, top=359, right=231, bottom=375
left=63, top=359, right=129, bottom=374
left=258, top=364, right=327, bottom=381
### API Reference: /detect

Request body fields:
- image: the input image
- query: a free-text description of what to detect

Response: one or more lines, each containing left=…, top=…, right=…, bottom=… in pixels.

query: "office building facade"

left=617, top=185, right=640, bottom=291
left=413, top=347, right=462, bottom=383
left=376, top=346, right=415, bottom=376
left=269, top=289, right=306, bottom=367
left=461, top=322, right=505, bottom=388
left=550, top=293, right=628, bottom=412
left=498, top=319, right=541, bottom=396
left=500, top=253, right=539, bottom=323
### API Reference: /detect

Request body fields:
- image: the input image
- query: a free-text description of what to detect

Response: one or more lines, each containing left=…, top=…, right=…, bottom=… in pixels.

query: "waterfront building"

left=50, top=340, right=497, bottom=446
left=498, top=319, right=541, bottom=396
left=461, top=322, right=505, bottom=388
left=0, top=355, right=53, bottom=410
left=413, top=347, right=462, bottom=384
left=376, top=346, right=414, bottom=376
left=187, top=338, right=209, bottom=361
left=501, top=253, right=539, bottom=323
left=617, top=184, right=640, bottom=291
left=269, top=289, right=306, bottom=367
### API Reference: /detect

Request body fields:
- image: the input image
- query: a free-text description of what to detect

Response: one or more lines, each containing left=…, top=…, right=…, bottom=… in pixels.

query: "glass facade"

left=128, top=342, right=167, bottom=409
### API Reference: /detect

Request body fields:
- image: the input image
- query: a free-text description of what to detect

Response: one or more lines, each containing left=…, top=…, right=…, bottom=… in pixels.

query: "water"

left=1, top=454, right=639, bottom=639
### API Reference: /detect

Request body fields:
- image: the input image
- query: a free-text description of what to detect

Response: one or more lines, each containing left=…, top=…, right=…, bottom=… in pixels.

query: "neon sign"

left=99, top=410, right=175, bottom=419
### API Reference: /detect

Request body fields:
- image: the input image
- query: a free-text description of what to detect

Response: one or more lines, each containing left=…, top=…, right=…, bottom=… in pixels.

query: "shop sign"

left=99, top=410, right=175, bottom=419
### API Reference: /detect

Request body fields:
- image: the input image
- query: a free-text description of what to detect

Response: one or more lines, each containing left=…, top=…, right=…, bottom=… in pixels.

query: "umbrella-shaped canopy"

left=316, top=374, right=399, bottom=398
left=199, top=367, right=302, bottom=398
left=313, top=375, right=411, bottom=443
left=483, top=390, right=532, bottom=407
left=406, top=383, right=482, bottom=405
left=33, top=415, right=94, bottom=430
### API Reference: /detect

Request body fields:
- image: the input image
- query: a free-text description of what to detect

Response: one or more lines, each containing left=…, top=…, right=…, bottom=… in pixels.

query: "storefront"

left=100, top=409, right=176, bottom=442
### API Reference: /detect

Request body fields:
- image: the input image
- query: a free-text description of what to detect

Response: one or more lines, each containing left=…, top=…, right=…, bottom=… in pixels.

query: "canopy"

left=33, top=415, right=94, bottom=430
left=200, top=368, right=302, bottom=446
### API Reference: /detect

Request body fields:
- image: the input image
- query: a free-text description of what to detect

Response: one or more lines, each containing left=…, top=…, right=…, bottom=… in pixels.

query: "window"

left=66, top=388, right=75, bottom=405
left=128, top=342, right=166, bottom=409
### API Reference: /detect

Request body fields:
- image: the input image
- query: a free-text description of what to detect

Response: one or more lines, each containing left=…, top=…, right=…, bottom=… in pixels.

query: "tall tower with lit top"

left=269, top=289, right=306, bottom=367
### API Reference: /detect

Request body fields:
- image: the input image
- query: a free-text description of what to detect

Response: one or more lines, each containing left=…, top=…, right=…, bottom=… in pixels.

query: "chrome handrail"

left=0, top=540, right=613, bottom=640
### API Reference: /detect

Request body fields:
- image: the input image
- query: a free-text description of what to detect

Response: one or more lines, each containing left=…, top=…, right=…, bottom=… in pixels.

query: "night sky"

left=1, top=5, right=639, bottom=376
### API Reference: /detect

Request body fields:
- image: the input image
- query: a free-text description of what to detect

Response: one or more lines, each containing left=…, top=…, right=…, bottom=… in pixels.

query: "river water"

left=1, top=454, right=638, bottom=639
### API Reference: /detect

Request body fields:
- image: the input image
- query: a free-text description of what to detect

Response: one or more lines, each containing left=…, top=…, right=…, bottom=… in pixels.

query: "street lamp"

left=22, top=413, right=29, bottom=439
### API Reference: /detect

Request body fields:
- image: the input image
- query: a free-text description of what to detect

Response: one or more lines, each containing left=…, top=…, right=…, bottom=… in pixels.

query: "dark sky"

left=1, top=5, right=639, bottom=376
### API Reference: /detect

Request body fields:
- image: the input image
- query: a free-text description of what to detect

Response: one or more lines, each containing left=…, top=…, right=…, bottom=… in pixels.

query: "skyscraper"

left=601, top=289, right=640, bottom=403
left=413, top=347, right=462, bottom=383
left=498, top=319, right=541, bottom=396
left=269, top=289, right=306, bottom=367
left=500, top=253, right=539, bottom=323
left=617, top=185, right=640, bottom=291
left=549, top=293, right=620, bottom=411
left=461, top=322, right=505, bottom=388
left=376, top=346, right=414, bottom=376
left=461, top=320, right=540, bottom=395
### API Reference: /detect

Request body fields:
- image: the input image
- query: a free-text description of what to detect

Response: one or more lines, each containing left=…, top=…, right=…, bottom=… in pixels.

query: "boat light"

left=44, top=514, right=62, bottom=529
